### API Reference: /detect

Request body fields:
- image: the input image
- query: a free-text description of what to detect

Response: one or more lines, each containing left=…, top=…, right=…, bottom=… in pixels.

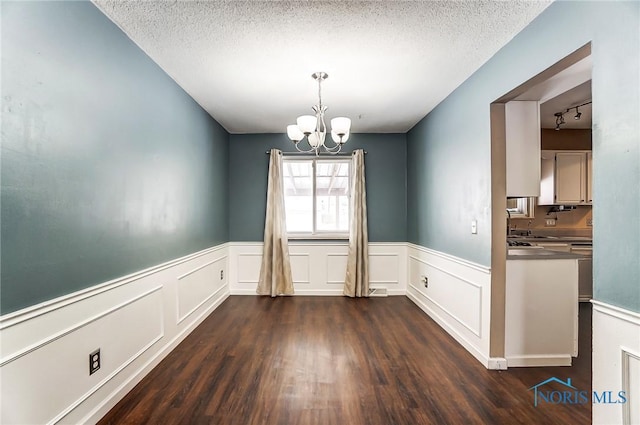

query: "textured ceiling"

left=93, top=0, right=552, bottom=134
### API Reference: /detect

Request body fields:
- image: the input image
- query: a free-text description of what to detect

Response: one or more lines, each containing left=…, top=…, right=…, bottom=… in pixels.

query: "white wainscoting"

left=228, top=242, right=407, bottom=296
left=0, top=244, right=229, bottom=425
left=405, top=243, right=492, bottom=368
left=592, top=300, right=640, bottom=425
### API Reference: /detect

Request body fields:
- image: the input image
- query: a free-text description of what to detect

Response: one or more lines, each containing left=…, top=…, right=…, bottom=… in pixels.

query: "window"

left=282, top=157, right=351, bottom=237
left=506, top=197, right=536, bottom=218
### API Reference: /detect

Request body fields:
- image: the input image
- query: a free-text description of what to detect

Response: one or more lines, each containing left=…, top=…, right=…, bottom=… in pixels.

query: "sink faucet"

left=506, top=209, right=512, bottom=237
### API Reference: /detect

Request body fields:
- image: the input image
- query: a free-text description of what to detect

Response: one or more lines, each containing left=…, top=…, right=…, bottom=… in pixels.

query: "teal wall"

left=229, top=134, right=407, bottom=242
left=407, top=1, right=639, bottom=312
left=3, top=1, right=637, bottom=314
left=1, top=1, right=230, bottom=314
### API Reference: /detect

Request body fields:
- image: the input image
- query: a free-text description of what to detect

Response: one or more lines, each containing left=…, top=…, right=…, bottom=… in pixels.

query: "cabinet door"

left=586, top=152, right=593, bottom=203
left=505, top=101, right=540, bottom=197
left=538, top=151, right=556, bottom=205
left=555, top=152, right=585, bottom=204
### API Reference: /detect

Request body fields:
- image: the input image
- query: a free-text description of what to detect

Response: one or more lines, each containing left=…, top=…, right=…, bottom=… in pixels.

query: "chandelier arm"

left=293, top=139, right=317, bottom=154
left=322, top=137, right=342, bottom=150
left=326, top=144, right=343, bottom=154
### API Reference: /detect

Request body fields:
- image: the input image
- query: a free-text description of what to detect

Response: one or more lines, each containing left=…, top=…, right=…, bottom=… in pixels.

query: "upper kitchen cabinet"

left=505, top=101, right=541, bottom=197
left=539, top=150, right=592, bottom=205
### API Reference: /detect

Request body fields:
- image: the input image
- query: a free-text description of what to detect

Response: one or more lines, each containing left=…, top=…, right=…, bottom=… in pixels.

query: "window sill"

left=287, top=234, right=349, bottom=240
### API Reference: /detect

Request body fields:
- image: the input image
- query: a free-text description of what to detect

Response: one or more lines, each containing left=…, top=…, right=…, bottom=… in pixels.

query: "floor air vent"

left=368, top=288, right=388, bottom=297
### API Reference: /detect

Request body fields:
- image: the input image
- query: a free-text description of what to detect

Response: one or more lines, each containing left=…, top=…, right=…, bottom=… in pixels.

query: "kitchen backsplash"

left=511, top=205, right=592, bottom=232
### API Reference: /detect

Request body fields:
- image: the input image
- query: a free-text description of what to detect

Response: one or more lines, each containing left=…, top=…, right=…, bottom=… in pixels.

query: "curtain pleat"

left=344, top=149, right=369, bottom=297
left=257, top=149, right=294, bottom=297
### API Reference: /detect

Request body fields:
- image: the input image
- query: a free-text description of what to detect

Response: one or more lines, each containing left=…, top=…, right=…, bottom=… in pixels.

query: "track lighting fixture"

left=574, top=107, right=582, bottom=120
left=553, top=100, right=591, bottom=130
left=555, top=112, right=565, bottom=131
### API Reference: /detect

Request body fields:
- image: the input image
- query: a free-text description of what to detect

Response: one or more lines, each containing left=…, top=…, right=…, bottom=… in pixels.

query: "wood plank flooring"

left=98, top=297, right=591, bottom=425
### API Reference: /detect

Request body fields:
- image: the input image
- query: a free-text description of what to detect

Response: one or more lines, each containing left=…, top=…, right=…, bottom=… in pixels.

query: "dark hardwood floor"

left=99, top=297, right=592, bottom=425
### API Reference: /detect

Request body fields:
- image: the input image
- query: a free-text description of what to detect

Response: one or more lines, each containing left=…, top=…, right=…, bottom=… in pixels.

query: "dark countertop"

left=507, top=247, right=587, bottom=260
left=507, top=235, right=592, bottom=244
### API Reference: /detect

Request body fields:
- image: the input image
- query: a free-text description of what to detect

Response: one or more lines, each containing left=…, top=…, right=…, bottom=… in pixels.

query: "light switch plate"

left=471, top=220, right=477, bottom=234
left=545, top=219, right=556, bottom=227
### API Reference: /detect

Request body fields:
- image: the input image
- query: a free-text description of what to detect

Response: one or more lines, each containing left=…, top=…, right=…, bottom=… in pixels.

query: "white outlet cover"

left=471, top=220, right=478, bottom=234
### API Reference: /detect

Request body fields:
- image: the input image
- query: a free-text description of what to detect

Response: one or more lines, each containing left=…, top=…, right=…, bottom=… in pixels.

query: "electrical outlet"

left=545, top=219, right=556, bottom=227
left=89, top=349, right=100, bottom=375
left=220, top=270, right=224, bottom=280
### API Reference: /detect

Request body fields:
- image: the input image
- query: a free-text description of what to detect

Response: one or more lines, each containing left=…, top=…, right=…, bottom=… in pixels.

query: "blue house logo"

left=528, top=377, right=577, bottom=407
left=529, top=377, right=627, bottom=407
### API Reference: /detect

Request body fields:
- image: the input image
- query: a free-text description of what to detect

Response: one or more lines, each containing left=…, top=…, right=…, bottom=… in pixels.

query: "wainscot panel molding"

left=592, top=300, right=640, bottom=425
left=0, top=244, right=229, bottom=425
left=405, top=243, right=493, bottom=369
left=228, top=242, right=407, bottom=296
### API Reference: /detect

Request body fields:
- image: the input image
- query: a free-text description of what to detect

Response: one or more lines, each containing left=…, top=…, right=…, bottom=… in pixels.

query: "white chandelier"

left=286, top=72, right=351, bottom=155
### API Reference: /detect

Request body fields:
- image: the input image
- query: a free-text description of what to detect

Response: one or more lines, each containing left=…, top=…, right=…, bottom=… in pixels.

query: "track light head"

left=554, top=112, right=565, bottom=130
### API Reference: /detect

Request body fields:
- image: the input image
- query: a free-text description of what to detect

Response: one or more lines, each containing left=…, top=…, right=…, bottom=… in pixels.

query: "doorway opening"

left=489, top=43, right=593, bottom=372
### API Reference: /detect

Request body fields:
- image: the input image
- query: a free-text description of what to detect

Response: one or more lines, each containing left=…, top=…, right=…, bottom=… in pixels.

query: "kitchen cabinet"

left=538, top=150, right=592, bottom=205
left=505, top=101, right=540, bottom=197
left=506, top=256, right=579, bottom=367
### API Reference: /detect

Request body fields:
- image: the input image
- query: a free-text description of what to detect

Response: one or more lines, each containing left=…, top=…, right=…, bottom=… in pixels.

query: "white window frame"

left=283, top=156, right=352, bottom=239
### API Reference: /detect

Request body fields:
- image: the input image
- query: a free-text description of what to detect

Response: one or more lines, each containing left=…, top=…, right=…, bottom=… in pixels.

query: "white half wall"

left=0, top=244, right=229, bottom=425
left=228, top=242, right=407, bottom=296
left=405, top=243, right=492, bottom=368
left=592, top=300, right=640, bottom=425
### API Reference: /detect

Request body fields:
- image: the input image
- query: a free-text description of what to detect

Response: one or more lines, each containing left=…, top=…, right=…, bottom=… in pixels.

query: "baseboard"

left=406, top=287, right=489, bottom=368
left=405, top=244, right=491, bottom=369
left=82, top=288, right=229, bottom=424
left=506, top=354, right=572, bottom=367
left=230, top=288, right=406, bottom=296
left=487, top=357, right=508, bottom=370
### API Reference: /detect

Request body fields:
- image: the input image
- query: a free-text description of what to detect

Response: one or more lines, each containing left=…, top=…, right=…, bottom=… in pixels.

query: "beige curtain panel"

left=257, top=149, right=294, bottom=297
left=344, top=149, right=369, bottom=297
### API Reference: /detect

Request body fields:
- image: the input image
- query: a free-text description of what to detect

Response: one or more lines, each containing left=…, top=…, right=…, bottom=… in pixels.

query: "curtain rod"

left=265, top=150, right=367, bottom=155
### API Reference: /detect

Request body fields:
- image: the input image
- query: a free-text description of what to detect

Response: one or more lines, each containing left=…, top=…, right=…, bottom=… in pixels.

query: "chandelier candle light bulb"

left=286, top=72, right=351, bottom=154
